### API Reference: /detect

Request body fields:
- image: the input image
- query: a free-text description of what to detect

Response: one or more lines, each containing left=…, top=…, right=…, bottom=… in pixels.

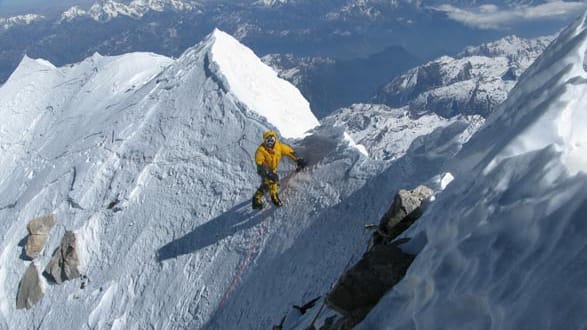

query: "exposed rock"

left=44, top=231, right=81, bottom=284
left=326, top=244, right=414, bottom=327
left=16, top=263, right=44, bottom=309
left=24, top=214, right=56, bottom=259
left=323, top=185, right=433, bottom=328
left=374, top=185, right=433, bottom=245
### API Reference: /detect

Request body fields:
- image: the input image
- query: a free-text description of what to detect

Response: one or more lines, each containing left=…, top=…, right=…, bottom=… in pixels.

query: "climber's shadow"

left=157, top=200, right=267, bottom=261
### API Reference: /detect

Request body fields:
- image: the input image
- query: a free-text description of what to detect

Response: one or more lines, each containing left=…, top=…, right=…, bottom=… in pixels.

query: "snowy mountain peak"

left=60, top=0, right=198, bottom=22
left=255, top=0, right=290, bottom=6
left=0, top=14, right=44, bottom=29
left=205, top=29, right=319, bottom=138
left=8, top=55, right=56, bottom=81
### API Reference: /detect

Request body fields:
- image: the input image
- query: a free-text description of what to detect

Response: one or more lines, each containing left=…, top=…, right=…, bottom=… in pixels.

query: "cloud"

left=432, top=1, right=587, bottom=30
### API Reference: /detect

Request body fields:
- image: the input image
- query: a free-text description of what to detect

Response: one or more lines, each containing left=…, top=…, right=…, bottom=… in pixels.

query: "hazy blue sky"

left=0, top=0, right=93, bottom=15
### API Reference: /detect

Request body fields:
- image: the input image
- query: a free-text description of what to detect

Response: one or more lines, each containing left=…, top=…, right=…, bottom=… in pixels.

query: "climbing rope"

left=218, top=209, right=270, bottom=309
left=218, top=171, right=295, bottom=310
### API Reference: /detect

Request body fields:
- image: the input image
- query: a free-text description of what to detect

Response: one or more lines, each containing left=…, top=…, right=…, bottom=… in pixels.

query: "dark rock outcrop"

left=373, top=185, right=433, bottom=246
left=16, top=263, right=44, bottom=309
left=324, top=185, right=433, bottom=329
left=44, top=231, right=81, bottom=284
left=325, top=244, right=414, bottom=327
left=24, top=214, right=56, bottom=259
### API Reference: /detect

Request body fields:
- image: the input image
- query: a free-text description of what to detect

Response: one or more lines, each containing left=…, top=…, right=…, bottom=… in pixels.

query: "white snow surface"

left=323, top=103, right=484, bottom=162
left=0, top=28, right=365, bottom=330
left=377, top=34, right=554, bottom=118
left=360, top=12, right=587, bottom=330
left=209, top=29, right=319, bottom=139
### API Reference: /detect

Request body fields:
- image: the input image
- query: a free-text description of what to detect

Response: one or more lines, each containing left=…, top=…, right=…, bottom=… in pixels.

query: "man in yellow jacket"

left=253, top=130, right=306, bottom=209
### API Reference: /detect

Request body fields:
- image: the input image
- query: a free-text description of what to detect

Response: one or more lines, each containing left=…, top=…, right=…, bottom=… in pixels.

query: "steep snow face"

left=209, top=29, right=319, bottom=138
left=322, top=103, right=484, bottom=162
left=360, top=13, right=587, bottom=330
left=375, top=34, right=554, bottom=118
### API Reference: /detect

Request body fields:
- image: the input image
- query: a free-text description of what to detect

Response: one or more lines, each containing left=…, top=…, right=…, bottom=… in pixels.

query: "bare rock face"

left=326, top=244, right=414, bottom=318
left=374, top=185, right=433, bottom=244
left=44, top=231, right=81, bottom=284
left=324, top=185, right=433, bottom=329
left=16, top=263, right=44, bottom=309
left=24, top=214, right=56, bottom=259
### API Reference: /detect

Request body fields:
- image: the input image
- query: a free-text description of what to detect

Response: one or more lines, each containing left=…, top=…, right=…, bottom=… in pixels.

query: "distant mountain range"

left=374, top=34, right=554, bottom=118
left=1, top=0, right=571, bottom=86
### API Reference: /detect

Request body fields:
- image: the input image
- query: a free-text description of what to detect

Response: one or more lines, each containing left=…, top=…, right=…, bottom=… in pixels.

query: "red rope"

left=218, top=212, right=268, bottom=309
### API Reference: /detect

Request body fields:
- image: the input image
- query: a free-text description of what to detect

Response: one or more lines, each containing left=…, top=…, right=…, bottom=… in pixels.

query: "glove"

left=266, top=172, right=279, bottom=182
left=296, top=158, right=306, bottom=172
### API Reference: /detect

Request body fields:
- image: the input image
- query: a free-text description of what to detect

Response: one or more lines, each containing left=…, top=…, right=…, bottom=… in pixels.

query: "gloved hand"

left=266, top=172, right=279, bottom=182
left=296, top=158, right=306, bottom=172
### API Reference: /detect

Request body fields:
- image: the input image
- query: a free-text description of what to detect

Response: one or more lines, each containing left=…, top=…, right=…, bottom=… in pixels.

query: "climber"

left=252, top=130, right=306, bottom=209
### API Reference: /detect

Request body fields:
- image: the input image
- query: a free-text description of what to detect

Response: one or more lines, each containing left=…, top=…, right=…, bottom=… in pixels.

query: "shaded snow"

left=359, top=12, right=587, bottom=330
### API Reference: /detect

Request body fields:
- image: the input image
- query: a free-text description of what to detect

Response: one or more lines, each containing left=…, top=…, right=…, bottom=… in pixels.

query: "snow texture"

left=376, top=34, right=554, bottom=118
left=323, top=103, right=484, bottom=162
left=1, top=12, right=586, bottom=330
left=209, top=29, right=319, bottom=139
left=0, top=28, right=326, bottom=330
left=360, top=12, right=587, bottom=330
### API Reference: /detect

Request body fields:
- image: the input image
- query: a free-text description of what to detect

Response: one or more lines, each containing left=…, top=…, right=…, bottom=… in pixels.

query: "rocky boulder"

left=373, top=185, right=433, bottom=245
left=326, top=244, right=414, bottom=327
left=44, top=231, right=81, bottom=284
left=24, top=214, right=56, bottom=259
left=16, top=263, right=44, bottom=309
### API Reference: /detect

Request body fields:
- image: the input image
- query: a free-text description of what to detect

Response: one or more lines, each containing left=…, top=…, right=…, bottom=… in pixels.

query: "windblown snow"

left=360, top=12, right=587, bottom=330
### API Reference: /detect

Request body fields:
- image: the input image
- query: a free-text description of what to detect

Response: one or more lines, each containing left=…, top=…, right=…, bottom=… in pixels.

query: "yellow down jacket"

left=255, top=131, right=298, bottom=173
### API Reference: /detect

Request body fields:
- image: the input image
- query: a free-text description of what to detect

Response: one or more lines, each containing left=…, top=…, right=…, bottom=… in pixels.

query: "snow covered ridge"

left=375, top=34, right=554, bottom=118
left=0, top=14, right=44, bottom=29
left=256, top=0, right=290, bottom=6
left=360, top=13, right=587, bottom=329
left=322, top=103, right=484, bottom=162
left=208, top=29, right=319, bottom=138
left=60, top=0, right=200, bottom=22
left=0, top=28, right=322, bottom=329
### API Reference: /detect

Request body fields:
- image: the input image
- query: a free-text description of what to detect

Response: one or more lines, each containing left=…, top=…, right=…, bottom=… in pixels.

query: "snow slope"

left=210, top=29, right=319, bottom=138
left=3, top=12, right=586, bottom=330
left=0, top=29, right=321, bottom=329
left=360, top=12, right=587, bottom=330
